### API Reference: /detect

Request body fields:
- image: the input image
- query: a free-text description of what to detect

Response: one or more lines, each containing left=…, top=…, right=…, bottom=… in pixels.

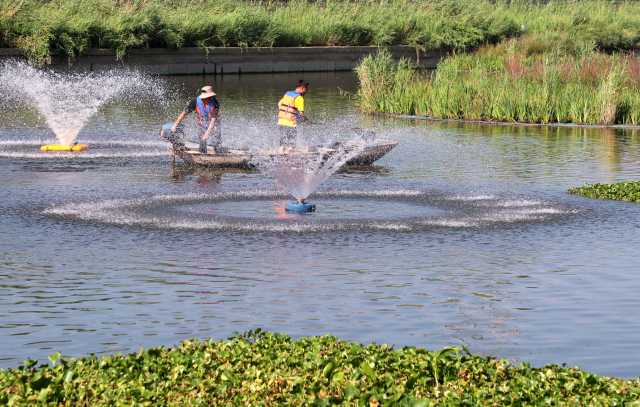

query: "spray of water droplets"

left=43, top=190, right=576, bottom=233
left=0, top=60, right=162, bottom=146
left=251, top=130, right=374, bottom=201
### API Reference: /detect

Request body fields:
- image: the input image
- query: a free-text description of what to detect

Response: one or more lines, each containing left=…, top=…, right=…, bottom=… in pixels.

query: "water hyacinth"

left=356, top=38, right=640, bottom=125
left=569, top=181, right=640, bottom=203
left=2, top=331, right=640, bottom=405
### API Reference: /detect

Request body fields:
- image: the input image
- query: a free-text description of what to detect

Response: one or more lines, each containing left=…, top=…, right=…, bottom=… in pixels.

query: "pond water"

left=1, top=71, right=640, bottom=378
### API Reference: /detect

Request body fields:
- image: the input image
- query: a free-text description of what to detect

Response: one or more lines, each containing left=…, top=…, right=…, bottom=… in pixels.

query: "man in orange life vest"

left=172, top=85, right=221, bottom=154
left=277, top=80, right=309, bottom=146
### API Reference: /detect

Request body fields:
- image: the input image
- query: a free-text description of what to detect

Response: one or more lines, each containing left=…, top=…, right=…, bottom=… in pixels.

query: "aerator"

left=40, top=143, right=89, bottom=152
left=285, top=200, right=316, bottom=213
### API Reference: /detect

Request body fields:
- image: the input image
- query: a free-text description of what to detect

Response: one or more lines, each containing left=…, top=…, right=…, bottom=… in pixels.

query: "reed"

left=3, top=0, right=640, bottom=65
left=356, top=40, right=640, bottom=125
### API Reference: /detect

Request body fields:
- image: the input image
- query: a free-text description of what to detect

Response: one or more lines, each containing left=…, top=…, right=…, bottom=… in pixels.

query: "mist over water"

left=0, top=60, right=161, bottom=146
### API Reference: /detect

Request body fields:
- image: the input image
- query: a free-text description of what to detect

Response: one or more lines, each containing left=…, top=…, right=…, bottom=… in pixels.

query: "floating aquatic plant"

left=569, top=181, right=640, bottom=203
left=2, top=331, right=640, bottom=405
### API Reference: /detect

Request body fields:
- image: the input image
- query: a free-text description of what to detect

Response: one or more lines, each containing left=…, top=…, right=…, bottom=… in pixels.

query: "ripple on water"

left=0, top=140, right=170, bottom=159
left=44, top=190, right=576, bottom=233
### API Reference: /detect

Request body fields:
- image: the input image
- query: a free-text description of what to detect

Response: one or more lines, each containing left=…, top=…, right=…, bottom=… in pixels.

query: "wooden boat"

left=161, top=128, right=398, bottom=169
left=176, top=147, right=253, bottom=168
left=345, top=141, right=398, bottom=166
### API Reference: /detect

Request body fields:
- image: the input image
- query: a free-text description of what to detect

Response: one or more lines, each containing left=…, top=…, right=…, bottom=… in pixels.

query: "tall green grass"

left=0, top=0, right=520, bottom=64
left=3, top=0, right=640, bottom=65
left=356, top=49, right=430, bottom=114
left=357, top=39, right=640, bottom=125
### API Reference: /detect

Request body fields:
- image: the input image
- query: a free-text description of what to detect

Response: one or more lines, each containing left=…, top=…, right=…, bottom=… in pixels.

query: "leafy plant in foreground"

left=2, top=332, right=640, bottom=405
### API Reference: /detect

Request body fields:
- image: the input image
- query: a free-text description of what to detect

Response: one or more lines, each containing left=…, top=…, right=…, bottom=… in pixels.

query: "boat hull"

left=172, top=142, right=398, bottom=169
left=345, top=142, right=398, bottom=166
left=178, top=149, right=252, bottom=168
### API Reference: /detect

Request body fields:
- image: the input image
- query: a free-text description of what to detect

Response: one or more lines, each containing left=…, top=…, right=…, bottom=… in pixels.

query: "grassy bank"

left=2, top=331, right=640, bottom=405
left=2, top=0, right=640, bottom=65
left=569, top=181, right=640, bottom=203
left=357, top=38, right=640, bottom=125
left=0, top=0, right=521, bottom=64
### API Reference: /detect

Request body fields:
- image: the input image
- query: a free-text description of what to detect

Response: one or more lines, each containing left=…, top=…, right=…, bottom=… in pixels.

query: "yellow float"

left=40, top=144, right=89, bottom=152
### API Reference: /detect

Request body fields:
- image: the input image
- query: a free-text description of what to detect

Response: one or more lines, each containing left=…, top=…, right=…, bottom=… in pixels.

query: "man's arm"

left=172, top=99, right=197, bottom=132
left=202, top=116, right=217, bottom=140
left=295, top=96, right=306, bottom=122
left=172, top=111, right=187, bottom=132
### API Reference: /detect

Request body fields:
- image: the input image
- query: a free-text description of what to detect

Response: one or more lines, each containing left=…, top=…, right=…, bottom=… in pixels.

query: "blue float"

left=286, top=201, right=316, bottom=213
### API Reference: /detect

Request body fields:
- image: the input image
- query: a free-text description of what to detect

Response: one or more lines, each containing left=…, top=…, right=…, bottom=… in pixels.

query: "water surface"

left=1, top=72, right=640, bottom=377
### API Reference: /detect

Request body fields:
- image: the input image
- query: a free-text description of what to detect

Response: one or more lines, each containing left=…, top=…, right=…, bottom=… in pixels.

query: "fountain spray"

left=0, top=60, right=158, bottom=152
left=254, top=134, right=371, bottom=213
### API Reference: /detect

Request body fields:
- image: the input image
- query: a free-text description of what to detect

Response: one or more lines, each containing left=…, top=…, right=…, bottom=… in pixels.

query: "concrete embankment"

left=0, top=46, right=443, bottom=75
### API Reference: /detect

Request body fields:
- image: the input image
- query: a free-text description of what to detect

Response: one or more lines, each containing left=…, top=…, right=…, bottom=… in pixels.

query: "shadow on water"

left=338, top=165, right=392, bottom=176
left=170, top=164, right=256, bottom=180
left=169, top=163, right=257, bottom=189
left=21, top=162, right=97, bottom=173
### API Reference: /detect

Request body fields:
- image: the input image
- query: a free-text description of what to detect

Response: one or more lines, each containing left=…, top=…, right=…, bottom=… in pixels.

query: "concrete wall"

left=0, top=46, right=444, bottom=75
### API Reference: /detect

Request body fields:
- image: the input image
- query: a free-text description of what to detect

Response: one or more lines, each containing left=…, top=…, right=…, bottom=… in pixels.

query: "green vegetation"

left=3, top=0, right=640, bottom=65
left=569, top=181, right=640, bottom=203
left=0, top=0, right=524, bottom=64
left=2, top=331, right=640, bottom=405
left=354, top=0, right=640, bottom=125
left=357, top=42, right=640, bottom=125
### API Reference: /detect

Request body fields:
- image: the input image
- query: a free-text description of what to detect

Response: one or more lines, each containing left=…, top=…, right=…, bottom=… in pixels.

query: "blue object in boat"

left=286, top=201, right=316, bottom=213
left=159, top=122, right=184, bottom=139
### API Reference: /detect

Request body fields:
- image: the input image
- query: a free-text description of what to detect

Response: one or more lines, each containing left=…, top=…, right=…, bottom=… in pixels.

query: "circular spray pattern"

left=0, top=139, right=170, bottom=159
left=44, top=190, right=577, bottom=233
